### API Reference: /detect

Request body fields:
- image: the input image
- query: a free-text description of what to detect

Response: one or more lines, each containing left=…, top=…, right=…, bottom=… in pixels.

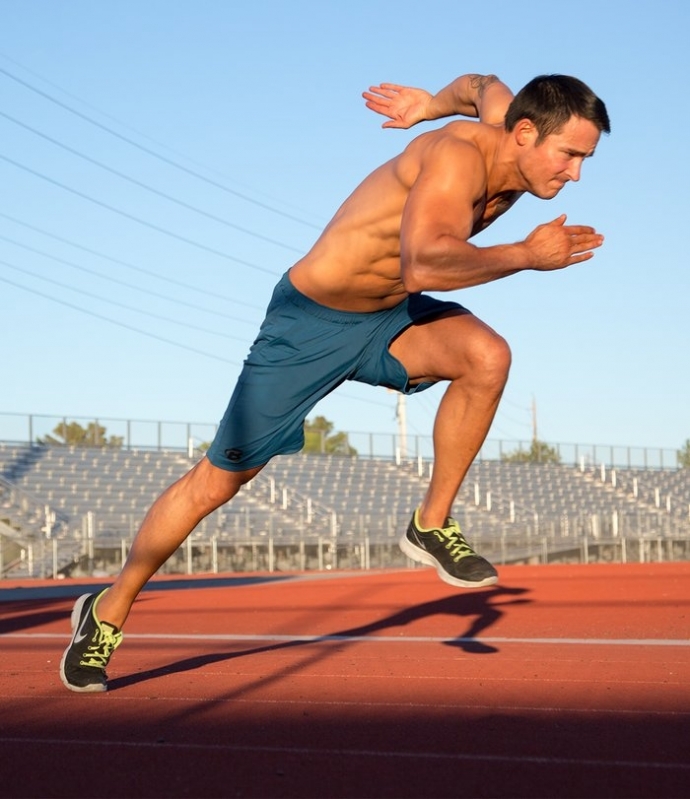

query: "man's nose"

left=565, top=161, right=583, bottom=182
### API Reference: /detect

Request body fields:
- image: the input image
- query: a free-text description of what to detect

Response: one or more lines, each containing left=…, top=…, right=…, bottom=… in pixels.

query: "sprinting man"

left=60, top=72, right=610, bottom=691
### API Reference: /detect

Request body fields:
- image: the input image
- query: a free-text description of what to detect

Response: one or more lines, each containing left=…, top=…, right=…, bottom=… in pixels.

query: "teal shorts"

left=206, top=272, right=468, bottom=471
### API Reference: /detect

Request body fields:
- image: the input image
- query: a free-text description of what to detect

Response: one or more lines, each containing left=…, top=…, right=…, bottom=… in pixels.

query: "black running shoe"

left=400, top=509, right=498, bottom=588
left=59, top=590, right=123, bottom=693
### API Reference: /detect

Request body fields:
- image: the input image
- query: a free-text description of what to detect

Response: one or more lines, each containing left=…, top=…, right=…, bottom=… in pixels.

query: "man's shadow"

left=109, top=585, right=530, bottom=691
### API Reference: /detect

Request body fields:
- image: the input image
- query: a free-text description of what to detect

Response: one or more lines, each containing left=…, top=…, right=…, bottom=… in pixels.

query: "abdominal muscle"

left=288, top=160, right=414, bottom=313
left=289, top=252, right=409, bottom=313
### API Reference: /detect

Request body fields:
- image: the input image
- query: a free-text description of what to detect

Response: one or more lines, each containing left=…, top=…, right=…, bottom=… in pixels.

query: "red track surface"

left=1, top=562, right=689, bottom=798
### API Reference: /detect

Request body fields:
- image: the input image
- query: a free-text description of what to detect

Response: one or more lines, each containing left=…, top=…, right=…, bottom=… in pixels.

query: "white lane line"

left=2, top=632, right=689, bottom=646
left=0, top=736, right=688, bottom=772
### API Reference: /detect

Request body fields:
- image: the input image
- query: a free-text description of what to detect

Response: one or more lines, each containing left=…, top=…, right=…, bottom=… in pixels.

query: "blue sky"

left=1, top=0, right=688, bottom=456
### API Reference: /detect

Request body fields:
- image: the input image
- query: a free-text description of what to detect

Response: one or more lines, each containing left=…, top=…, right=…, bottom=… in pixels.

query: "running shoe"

left=400, top=508, right=498, bottom=588
left=59, top=589, right=122, bottom=692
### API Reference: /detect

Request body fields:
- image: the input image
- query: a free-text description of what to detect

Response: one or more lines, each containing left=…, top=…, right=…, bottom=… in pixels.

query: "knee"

left=469, top=330, right=512, bottom=390
left=184, top=457, right=260, bottom=511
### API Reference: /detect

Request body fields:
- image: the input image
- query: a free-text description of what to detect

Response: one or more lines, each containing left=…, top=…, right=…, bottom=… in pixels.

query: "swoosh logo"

left=73, top=604, right=93, bottom=644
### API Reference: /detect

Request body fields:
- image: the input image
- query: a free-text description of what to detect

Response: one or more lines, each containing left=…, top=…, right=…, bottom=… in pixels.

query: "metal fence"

left=0, top=410, right=683, bottom=469
left=5, top=528, right=690, bottom=581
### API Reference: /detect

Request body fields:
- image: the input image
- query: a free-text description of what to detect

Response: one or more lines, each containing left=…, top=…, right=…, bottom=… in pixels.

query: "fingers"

left=567, top=250, right=596, bottom=265
left=564, top=224, right=598, bottom=236
left=551, top=213, right=567, bottom=225
left=374, top=82, right=404, bottom=92
left=362, top=94, right=390, bottom=110
left=364, top=84, right=402, bottom=100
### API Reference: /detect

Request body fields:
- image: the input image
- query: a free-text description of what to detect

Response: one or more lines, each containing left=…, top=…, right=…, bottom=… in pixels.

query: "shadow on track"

left=109, top=585, right=530, bottom=690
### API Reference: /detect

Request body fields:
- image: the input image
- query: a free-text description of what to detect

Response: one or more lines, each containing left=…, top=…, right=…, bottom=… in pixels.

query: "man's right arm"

left=399, top=139, right=605, bottom=294
left=363, top=73, right=514, bottom=129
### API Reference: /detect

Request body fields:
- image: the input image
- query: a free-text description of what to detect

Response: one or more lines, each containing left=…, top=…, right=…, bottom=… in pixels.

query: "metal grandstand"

left=2, top=434, right=689, bottom=579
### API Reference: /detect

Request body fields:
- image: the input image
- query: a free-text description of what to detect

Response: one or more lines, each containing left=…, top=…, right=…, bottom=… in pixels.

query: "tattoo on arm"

left=468, top=74, right=500, bottom=98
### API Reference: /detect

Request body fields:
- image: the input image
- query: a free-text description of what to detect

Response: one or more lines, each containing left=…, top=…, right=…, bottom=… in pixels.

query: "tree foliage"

left=303, top=416, right=357, bottom=455
left=38, top=421, right=124, bottom=449
left=501, top=438, right=561, bottom=464
left=678, top=439, right=690, bottom=469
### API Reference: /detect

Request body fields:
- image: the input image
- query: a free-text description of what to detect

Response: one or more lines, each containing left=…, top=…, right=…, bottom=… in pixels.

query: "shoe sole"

left=399, top=534, right=498, bottom=589
left=59, top=593, right=107, bottom=693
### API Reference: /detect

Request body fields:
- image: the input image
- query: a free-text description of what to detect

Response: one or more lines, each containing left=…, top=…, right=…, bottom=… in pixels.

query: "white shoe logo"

left=73, top=607, right=93, bottom=645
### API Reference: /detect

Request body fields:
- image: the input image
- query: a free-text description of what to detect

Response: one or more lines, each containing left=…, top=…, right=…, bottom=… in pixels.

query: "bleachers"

left=1, top=441, right=689, bottom=577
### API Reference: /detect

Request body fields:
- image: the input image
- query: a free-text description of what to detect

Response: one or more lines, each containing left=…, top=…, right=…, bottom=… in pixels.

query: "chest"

left=472, top=192, right=521, bottom=235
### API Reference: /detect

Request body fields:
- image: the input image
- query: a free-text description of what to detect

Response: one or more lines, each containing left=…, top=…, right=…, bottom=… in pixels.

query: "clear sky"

left=1, top=0, right=688, bottom=455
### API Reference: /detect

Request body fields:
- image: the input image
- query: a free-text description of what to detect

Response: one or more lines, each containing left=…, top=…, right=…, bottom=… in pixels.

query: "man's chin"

left=532, top=185, right=563, bottom=200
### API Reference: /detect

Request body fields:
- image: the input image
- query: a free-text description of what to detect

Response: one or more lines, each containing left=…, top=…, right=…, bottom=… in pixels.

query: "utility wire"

left=0, top=152, right=282, bottom=276
left=0, top=109, right=304, bottom=254
left=0, top=65, right=323, bottom=230
left=0, top=232, right=258, bottom=326
left=0, top=51, right=323, bottom=225
left=0, top=274, right=242, bottom=365
left=0, top=211, right=265, bottom=311
left=0, top=258, right=251, bottom=342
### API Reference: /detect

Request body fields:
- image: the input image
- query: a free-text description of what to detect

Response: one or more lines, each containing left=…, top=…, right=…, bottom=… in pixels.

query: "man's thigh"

left=389, top=311, right=508, bottom=385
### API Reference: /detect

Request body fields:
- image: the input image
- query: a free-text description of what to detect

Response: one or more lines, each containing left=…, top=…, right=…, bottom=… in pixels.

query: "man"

left=60, top=72, right=610, bottom=692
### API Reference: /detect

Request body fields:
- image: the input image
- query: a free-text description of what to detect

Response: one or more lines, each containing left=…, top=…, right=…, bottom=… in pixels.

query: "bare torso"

left=289, top=120, right=521, bottom=312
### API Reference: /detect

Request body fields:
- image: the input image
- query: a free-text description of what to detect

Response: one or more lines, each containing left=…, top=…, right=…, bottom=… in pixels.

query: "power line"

left=0, top=64, right=323, bottom=230
left=0, top=273, right=242, bottom=366
left=0, top=258, right=251, bottom=343
left=0, top=109, right=304, bottom=254
left=0, top=152, right=282, bottom=276
left=0, top=211, right=265, bottom=311
left=0, top=50, right=323, bottom=225
left=0, top=232, right=259, bottom=326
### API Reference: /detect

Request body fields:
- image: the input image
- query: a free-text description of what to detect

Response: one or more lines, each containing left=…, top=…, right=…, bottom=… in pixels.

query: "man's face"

left=520, top=116, right=601, bottom=199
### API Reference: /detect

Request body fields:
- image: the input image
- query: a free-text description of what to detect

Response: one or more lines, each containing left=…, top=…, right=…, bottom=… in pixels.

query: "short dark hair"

left=505, top=75, right=610, bottom=141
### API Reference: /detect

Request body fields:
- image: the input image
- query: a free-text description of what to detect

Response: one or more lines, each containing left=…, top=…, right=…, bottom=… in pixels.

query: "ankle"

left=94, top=588, right=126, bottom=631
left=416, top=506, right=447, bottom=531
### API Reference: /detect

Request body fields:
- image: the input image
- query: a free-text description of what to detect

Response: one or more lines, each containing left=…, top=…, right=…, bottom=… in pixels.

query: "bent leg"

left=390, top=311, right=511, bottom=528
left=97, top=456, right=263, bottom=628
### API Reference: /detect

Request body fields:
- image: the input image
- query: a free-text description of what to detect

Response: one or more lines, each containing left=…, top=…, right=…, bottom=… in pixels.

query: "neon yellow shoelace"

left=436, top=519, right=477, bottom=562
left=80, top=626, right=123, bottom=668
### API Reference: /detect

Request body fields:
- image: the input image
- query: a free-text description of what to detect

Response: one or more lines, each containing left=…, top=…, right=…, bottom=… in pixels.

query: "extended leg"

left=97, top=456, right=262, bottom=628
left=60, top=456, right=261, bottom=692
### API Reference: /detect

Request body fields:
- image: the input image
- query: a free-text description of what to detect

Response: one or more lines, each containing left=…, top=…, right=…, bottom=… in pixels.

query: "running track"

left=1, top=562, right=689, bottom=798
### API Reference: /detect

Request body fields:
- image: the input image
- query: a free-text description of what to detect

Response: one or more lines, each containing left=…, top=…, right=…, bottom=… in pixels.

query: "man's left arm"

left=363, top=73, right=514, bottom=129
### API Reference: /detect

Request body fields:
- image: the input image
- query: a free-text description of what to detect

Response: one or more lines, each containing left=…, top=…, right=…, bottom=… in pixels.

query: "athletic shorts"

left=206, top=271, right=469, bottom=471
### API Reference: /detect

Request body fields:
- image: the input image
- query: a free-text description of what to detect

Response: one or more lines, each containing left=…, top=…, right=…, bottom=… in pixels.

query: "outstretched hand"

left=362, top=83, right=432, bottom=129
left=525, top=215, right=605, bottom=270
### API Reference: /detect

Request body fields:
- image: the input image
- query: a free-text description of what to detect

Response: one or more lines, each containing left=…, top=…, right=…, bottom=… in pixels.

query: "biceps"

left=400, top=184, right=475, bottom=267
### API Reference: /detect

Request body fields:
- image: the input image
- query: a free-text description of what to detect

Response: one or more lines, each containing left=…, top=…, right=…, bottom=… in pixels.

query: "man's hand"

left=524, top=215, right=604, bottom=270
left=362, top=83, right=433, bottom=129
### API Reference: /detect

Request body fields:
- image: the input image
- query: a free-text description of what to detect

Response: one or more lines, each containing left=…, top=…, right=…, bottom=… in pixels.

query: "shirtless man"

left=60, top=72, right=610, bottom=692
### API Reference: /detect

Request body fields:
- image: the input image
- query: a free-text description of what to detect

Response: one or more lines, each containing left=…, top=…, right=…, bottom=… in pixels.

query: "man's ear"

left=514, top=119, right=538, bottom=147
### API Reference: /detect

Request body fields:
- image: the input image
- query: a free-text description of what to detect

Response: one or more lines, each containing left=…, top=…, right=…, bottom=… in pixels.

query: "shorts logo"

left=224, top=448, right=243, bottom=462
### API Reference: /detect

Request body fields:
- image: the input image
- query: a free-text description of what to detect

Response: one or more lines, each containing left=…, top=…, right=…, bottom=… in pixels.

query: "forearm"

left=426, top=74, right=513, bottom=124
left=402, top=237, right=530, bottom=293
left=402, top=215, right=604, bottom=292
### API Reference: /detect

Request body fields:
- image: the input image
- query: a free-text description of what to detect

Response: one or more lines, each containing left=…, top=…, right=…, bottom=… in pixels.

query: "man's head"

left=505, top=75, right=610, bottom=199
left=505, top=75, right=610, bottom=142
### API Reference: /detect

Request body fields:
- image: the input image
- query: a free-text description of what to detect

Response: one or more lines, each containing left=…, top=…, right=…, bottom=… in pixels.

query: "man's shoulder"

left=407, top=121, right=491, bottom=175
